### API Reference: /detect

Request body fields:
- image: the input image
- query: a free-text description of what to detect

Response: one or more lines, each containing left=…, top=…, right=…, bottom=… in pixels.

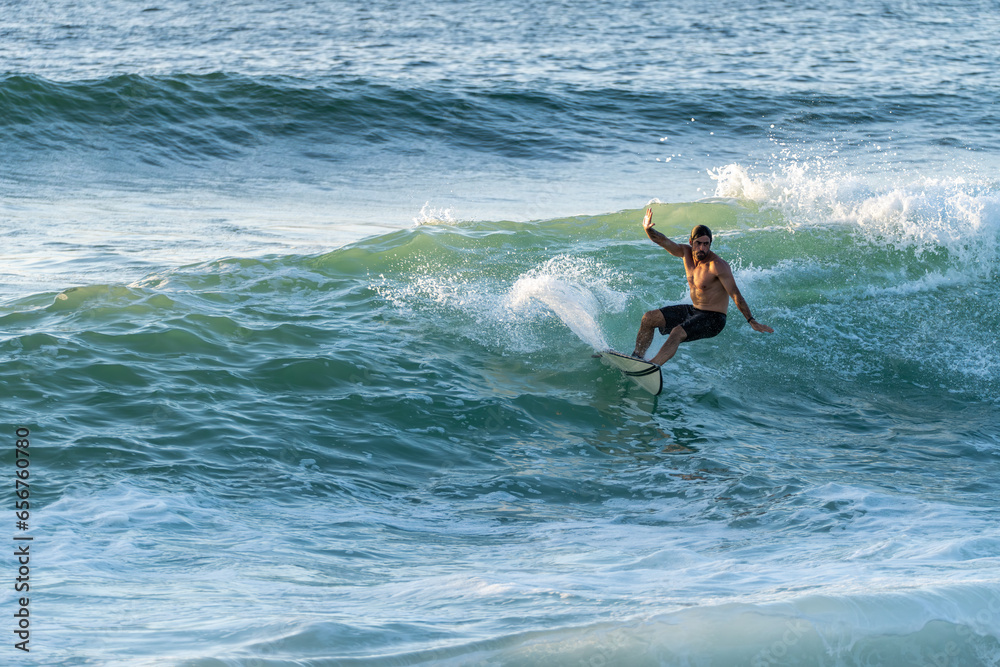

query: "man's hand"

left=642, top=208, right=654, bottom=232
left=749, top=319, right=774, bottom=333
left=643, top=207, right=685, bottom=257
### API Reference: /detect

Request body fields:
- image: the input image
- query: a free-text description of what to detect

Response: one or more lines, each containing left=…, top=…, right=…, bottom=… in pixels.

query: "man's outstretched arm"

left=642, top=208, right=686, bottom=258
left=717, top=262, right=775, bottom=333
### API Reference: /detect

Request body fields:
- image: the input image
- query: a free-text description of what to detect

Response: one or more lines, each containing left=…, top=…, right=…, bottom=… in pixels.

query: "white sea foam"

left=505, top=255, right=629, bottom=350
left=375, top=250, right=630, bottom=353
left=710, top=162, right=1000, bottom=274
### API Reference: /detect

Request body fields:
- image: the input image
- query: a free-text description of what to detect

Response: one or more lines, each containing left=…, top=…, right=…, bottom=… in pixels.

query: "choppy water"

left=2, top=0, right=1000, bottom=665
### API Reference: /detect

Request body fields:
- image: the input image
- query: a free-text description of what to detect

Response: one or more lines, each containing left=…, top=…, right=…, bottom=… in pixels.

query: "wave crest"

left=711, top=162, right=1000, bottom=275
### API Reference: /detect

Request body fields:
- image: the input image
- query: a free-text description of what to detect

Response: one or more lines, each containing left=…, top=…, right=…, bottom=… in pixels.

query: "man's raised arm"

left=642, top=208, right=686, bottom=258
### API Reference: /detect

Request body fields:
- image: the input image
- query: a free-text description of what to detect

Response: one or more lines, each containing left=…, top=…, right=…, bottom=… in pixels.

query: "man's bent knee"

left=669, top=325, right=688, bottom=341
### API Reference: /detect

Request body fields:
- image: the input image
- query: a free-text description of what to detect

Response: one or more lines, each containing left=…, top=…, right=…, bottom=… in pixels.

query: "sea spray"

left=413, top=202, right=457, bottom=226
left=711, top=163, right=1000, bottom=270
left=505, top=256, right=629, bottom=351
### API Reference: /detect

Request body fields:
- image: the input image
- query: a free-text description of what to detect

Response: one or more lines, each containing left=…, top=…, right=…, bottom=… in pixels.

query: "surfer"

left=633, top=208, right=773, bottom=365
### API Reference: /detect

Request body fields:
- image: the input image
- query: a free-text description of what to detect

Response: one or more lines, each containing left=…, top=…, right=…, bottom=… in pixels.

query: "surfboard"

left=598, top=350, right=662, bottom=395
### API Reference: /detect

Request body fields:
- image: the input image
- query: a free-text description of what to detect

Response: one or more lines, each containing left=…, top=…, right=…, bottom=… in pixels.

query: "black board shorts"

left=658, top=305, right=727, bottom=342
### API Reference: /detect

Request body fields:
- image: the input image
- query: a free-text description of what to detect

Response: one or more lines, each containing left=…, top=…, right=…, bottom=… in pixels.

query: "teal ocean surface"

left=2, top=1, right=1000, bottom=665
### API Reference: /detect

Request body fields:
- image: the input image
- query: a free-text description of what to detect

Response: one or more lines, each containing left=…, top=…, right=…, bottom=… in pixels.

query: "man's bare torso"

left=684, top=250, right=731, bottom=314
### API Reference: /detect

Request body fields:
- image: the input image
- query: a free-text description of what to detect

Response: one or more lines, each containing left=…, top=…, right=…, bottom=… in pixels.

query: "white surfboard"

left=599, top=350, right=662, bottom=395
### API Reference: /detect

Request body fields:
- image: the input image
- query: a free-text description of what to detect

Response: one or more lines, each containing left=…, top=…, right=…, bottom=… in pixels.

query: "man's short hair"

left=690, top=225, right=713, bottom=244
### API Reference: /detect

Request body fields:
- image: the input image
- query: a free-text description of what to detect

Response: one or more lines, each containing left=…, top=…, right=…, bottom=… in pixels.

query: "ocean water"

left=2, top=0, right=1000, bottom=665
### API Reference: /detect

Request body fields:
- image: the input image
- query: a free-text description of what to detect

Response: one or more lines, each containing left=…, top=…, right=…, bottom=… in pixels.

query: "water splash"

left=710, top=162, right=1000, bottom=276
left=505, top=256, right=628, bottom=350
left=413, top=202, right=457, bottom=226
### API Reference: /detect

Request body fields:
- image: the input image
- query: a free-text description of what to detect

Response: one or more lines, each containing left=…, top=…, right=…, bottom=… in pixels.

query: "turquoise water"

left=2, top=1, right=1000, bottom=665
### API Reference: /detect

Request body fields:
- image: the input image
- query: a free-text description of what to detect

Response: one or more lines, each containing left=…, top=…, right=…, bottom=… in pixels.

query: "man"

left=633, top=208, right=773, bottom=365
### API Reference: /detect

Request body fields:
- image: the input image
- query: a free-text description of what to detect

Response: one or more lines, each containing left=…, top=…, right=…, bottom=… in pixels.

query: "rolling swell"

left=4, top=73, right=997, bottom=168
left=6, top=197, right=996, bottom=471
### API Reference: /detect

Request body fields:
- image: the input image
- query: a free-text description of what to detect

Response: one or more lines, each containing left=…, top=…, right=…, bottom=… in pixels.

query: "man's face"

left=692, top=235, right=711, bottom=261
